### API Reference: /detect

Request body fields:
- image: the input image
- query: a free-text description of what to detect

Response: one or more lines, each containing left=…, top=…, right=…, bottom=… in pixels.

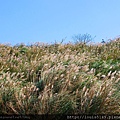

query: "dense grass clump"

left=0, top=38, right=120, bottom=115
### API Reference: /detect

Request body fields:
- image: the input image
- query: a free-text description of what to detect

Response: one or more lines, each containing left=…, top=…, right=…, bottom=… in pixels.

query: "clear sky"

left=0, top=0, right=120, bottom=45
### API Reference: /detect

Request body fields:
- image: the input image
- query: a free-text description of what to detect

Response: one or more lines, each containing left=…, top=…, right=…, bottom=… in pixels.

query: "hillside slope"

left=0, top=38, right=120, bottom=114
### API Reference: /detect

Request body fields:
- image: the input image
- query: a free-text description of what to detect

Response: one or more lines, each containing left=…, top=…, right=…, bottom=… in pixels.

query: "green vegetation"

left=0, top=38, right=120, bottom=115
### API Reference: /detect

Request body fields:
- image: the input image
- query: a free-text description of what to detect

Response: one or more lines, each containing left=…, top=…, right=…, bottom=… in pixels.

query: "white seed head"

left=107, top=71, right=112, bottom=77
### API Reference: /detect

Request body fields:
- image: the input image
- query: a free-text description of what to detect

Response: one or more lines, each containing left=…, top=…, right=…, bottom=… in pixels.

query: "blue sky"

left=0, top=0, right=120, bottom=45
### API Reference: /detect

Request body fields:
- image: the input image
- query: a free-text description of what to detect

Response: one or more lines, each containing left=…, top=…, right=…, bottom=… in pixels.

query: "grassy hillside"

left=0, top=38, right=120, bottom=115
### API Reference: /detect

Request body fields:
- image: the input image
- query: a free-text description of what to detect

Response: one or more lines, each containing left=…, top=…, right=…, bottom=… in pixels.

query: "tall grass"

left=0, top=38, right=120, bottom=114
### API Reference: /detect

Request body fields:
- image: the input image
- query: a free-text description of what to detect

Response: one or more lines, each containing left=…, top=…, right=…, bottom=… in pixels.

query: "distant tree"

left=72, top=33, right=95, bottom=44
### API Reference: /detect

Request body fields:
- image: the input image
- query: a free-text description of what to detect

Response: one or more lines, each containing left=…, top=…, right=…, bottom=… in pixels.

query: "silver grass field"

left=0, top=38, right=120, bottom=114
